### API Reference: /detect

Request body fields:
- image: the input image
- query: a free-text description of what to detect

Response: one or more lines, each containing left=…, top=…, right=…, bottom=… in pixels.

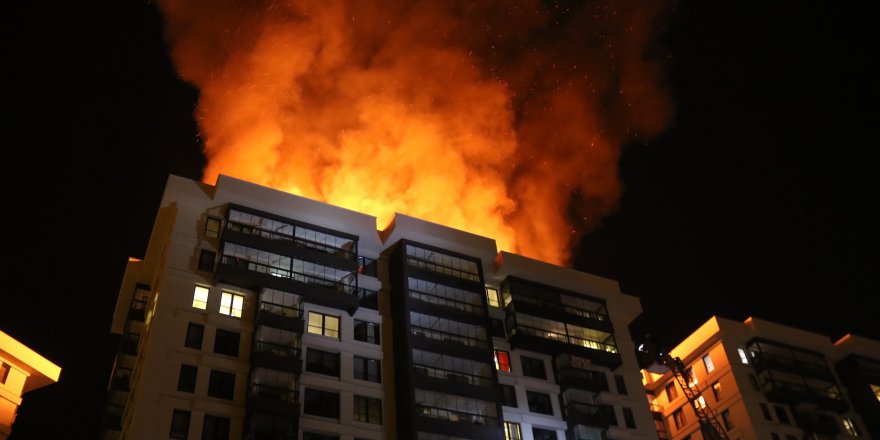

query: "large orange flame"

left=158, top=0, right=672, bottom=265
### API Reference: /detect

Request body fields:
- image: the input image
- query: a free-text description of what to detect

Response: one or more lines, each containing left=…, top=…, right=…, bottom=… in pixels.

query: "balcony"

left=247, top=383, right=300, bottom=416
left=255, top=301, right=304, bottom=333
left=414, top=405, right=503, bottom=440
left=412, top=363, right=495, bottom=399
left=557, top=367, right=609, bottom=393
left=796, top=412, right=840, bottom=436
left=410, top=325, right=490, bottom=360
left=761, top=378, right=848, bottom=413
left=751, top=351, right=834, bottom=381
left=356, top=287, right=379, bottom=311
left=506, top=320, right=621, bottom=369
left=565, top=402, right=611, bottom=429
left=128, top=298, right=147, bottom=322
left=408, top=288, right=485, bottom=323
left=110, top=366, right=133, bottom=392
left=251, top=340, right=302, bottom=374
left=504, top=295, right=612, bottom=333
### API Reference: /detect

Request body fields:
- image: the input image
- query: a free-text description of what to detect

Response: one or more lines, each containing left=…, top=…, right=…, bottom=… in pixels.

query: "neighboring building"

left=0, top=330, right=61, bottom=439
left=641, top=316, right=869, bottom=440
left=832, top=334, right=880, bottom=439
left=102, top=174, right=657, bottom=440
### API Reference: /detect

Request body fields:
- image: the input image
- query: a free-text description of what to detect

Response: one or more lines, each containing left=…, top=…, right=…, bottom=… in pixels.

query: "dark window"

left=201, top=415, right=230, bottom=440
left=353, top=356, right=380, bottom=383
left=198, top=250, right=216, bottom=272
left=491, top=318, right=506, bottom=338
left=771, top=433, right=780, bottom=440
left=205, top=217, right=221, bottom=238
left=213, top=329, right=240, bottom=357
left=185, top=323, right=204, bottom=349
left=623, top=407, right=636, bottom=429
left=170, top=410, right=191, bottom=439
left=304, top=388, right=340, bottom=419
left=672, top=408, right=686, bottom=429
left=749, top=374, right=760, bottom=391
left=521, top=356, right=546, bottom=379
left=773, top=405, right=789, bottom=424
left=615, top=375, right=628, bottom=395
left=532, top=427, right=556, bottom=440
left=177, top=364, right=197, bottom=393
left=354, top=320, right=380, bottom=345
left=495, top=350, right=511, bottom=372
left=722, top=410, right=733, bottom=430
left=303, top=433, right=338, bottom=440
left=207, top=370, right=235, bottom=400
left=665, top=382, right=678, bottom=401
left=306, top=348, right=340, bottom=377
left=0, top=363, right=9, bottom=384
left=353, top=395, right=382, bottom=424
left=759, top=403, right=772, bottom=421
left=526, top=391, right=553, bottom=415
left=604, top=405, right=618, bottom=426
left=712, top=381, right=722, bottom=401
left=501, top=385, right=518, bottom=407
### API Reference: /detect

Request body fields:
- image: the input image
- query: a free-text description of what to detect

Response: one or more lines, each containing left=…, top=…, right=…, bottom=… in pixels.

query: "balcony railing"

left=416, top=404, right=499, bottom=427
left=227, top=220, right=356, bottom=260
left=557, top=367, right=609, bottom=392
left=258, top=300, right=302, bottom=319
left=220, top=255, right=356, bottom=294
left=752, top=351, right=830, bottom=377
left=510, top=323, right=618, bottom=353
left=250, top=383, right=299, bottom=403
left=411, top=325, right=488, bottom=349
left=406, top=256, right=480, bottom=282
left=413, top=363, right=493, bottom=387
left=409, top=288, right=483, bottom=314
left=565, top=401, right=610, bottom=427
left=253, top=340, right=301, bottom=359
left=507, top=294, right=608, bottom=323
left=762, top=378, right=842, bottom=401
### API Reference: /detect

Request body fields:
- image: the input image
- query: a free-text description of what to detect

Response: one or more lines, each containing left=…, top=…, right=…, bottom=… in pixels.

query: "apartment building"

left=641, top=316, right=870, bottom=440
left=0, top=330, right=61, bottom=439
left=832, top=334, right=880, bottom=439
left=103, top=174, right=658, bottom=440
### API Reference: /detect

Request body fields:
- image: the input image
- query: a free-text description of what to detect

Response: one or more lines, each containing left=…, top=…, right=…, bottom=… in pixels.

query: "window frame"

left=353, top=395, right=382, bottom=425
left=703, top=353, right=715, bottom=373
left=306, top=348, right=341, bottom=378
left=219, top=291, right=244, bottom=318
left=213, top=328, right=240, bottom=357
left=721, top=409, right=733, bottom=430
left=532, top=427, right=556, bottom=440
left=672, top=408, right=686, bottom=429
left=198, top=249, right=216, bottom=272
left=177, top=364, right=197, bottom=393
left=712, top=381, right=722, bottom=401
left=353, top=355, right=381, bottom=383
left=170, top=409, right=191, bottom=439
left=623, top=407, right=636, bottom=429
left=666, top=382, right=679, bottom=401
left=526, top=390, right=554, bottom=415
left=303, top=388, right=340, bottom=419
left=486, top=287, right=501, bottom=308
left=201, top=414, right=230, bottom=440
left=185, top=323, right=204, bottom=349
left=192, top=285, right=210, bottom=310
left=353, top=320, right=380, bottom=345
left=307, top=311, right=340, bottom=339
left=207, top=369, right=235, bottom=400
left=205, top=216, right=222, bottom=238
left=501, top=384, right=518, bottom=407
left=504, top=421, right=522, bottom=440
left=494, top=350, right=511, bottom=372
left=615, top=374, right=628, bottom=395
left=520, top=356, right=547, bottom=379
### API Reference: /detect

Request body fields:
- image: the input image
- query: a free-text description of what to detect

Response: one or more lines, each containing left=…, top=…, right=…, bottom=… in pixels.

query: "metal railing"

left=249, top=383, right=299, bottom=403
left=411, top=325, right=488, bottom=349
left=510, top=323, right=618, bottom=353
left=221, top=255, right=357, bottom=294
left=258, top=300, right=302, bottom=319
left=409, top=288, right=482, bottom=314
left=413, top=363, right=492, bottom=387
left=227, top=220, right=357, bottom=260
left=416, top=404, right=499, bottom=427
left=506, top=294, right=608, bottom=323
left=253, top=340, right=301, bottom=358
left=405, top=255, right=480, bottom=282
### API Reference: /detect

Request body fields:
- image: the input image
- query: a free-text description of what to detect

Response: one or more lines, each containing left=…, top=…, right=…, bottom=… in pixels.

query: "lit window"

left=504, top=421, right=522, bottom=440
left=686, top=367, right=698, bottom=387
left=205, top=216, right=221, bottom=238
left=872, top=384, right=880, bottom=402
left=712, top=381, right=722, bottom=400
left=192, top=286, right=209, bottom=310
left=696, top=395, right=707, bottom=409
left=843, top=418, right=860, bottom=437
left=703, top=354, right=715, bottom=373
left=737, top=348, right=749, bottom=364
left=219, top=292, right=244, bottom=318
left=494, top=350, right=511, bottom=372
left=308, top=311, right=340, bottom=339
left=486, top=287, right=500, bottom=308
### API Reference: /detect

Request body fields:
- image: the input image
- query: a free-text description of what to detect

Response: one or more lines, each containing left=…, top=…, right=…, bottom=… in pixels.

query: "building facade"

left=641, top=317, right=871, bottom=440
left=0, top=330, right=61, bottom=439
left=832, top=335, right=880, bottom=439
left=103, top=174, right=657, bottom=440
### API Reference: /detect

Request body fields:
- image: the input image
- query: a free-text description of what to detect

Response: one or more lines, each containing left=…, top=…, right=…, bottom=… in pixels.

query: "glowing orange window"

left=495, top=350, right=511, bottom=372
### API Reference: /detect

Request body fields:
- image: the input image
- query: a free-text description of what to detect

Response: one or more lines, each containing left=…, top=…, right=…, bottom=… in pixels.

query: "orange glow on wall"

left=157, top=0, right=673, bottom=265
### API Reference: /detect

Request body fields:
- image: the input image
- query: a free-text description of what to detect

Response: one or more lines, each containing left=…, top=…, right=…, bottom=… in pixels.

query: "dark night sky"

left=2, top=1, right=878, bottom=438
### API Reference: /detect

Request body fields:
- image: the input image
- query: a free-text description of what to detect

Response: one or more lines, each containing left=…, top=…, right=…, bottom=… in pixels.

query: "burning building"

left=103, top=174, right=657, bottom=440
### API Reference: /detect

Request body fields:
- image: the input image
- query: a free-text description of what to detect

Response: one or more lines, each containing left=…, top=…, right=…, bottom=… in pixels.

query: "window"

left=193, top=286, right=209, bottom=310
left=738, top=348, right=749, bottom=364
left=185, top=323, right=204, bottom=349
left=771, top=433, right=780, bottom=440
left=198, top=250, right=216, bottom=272
left=219, top=292, right=244, bottom=318
left=773, top=405, right=789, bottom=424
left=353, top=395, right=382, bottom=424
left=0, top=363, right=9, bottom=384
left=304, top=388, right=339, bottom=419
left=207, top=370, right=235, bottom=400
left=491, top=318, right=506, bottom=338
left=843, top=418, right=860, bottom=436
left=170, top=410, right=191, bottom=439
left=532, top=427, right=556, bottom=440
left=712, top=381, right=722, bottom=401
left=721, top=410, right=733, bottom=430
left=308, top=311, right=340, bottom=338
left=526, top=391, right=553, bottom=415
left=521, top=356, right=546, bottom=379
left=696, top=396, right=707, bottom=409
left=353, top=356, right=380, bottom=383
left=759, top=403, right=772, bottom=421
left=177, top=364, right=197, bottom=393
left=749, top=374, right=760, bottom=391
left=504, top=422, right=522, bottom=440
left=494, top=350, right=511, bottom=372
left=623, top=407, right=636, bottom=429
left=615, top=375, right=628, bottom=395
left=666, top=382, right=679, bottom=401
left=486, top=287, right=500, bottom=308
left=672, top=408, right=686, bottom=429
left=306, top=348, right=340, bottom=377
left=201, top=415, right=230, bottom=440
left=604, top=404, right=618, bottom=426
left=686, top=367, right=698, bottom=387
left=501, top=385, right=518, bottom=407
left=213, top=329, right=240, bottom=357
left=703, top=354, right=715, bottom=373
left=205, top=216, right=221, bottom=238
left=354, top=320, right=380, bottom=345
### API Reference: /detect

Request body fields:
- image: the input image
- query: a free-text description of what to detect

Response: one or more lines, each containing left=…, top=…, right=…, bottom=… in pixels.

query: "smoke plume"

left=158, top=0, right=672, bottom=265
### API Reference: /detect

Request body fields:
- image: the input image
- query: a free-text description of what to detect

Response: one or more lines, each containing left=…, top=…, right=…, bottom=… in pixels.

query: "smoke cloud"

left=158, top=0, right=672, bottom=265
